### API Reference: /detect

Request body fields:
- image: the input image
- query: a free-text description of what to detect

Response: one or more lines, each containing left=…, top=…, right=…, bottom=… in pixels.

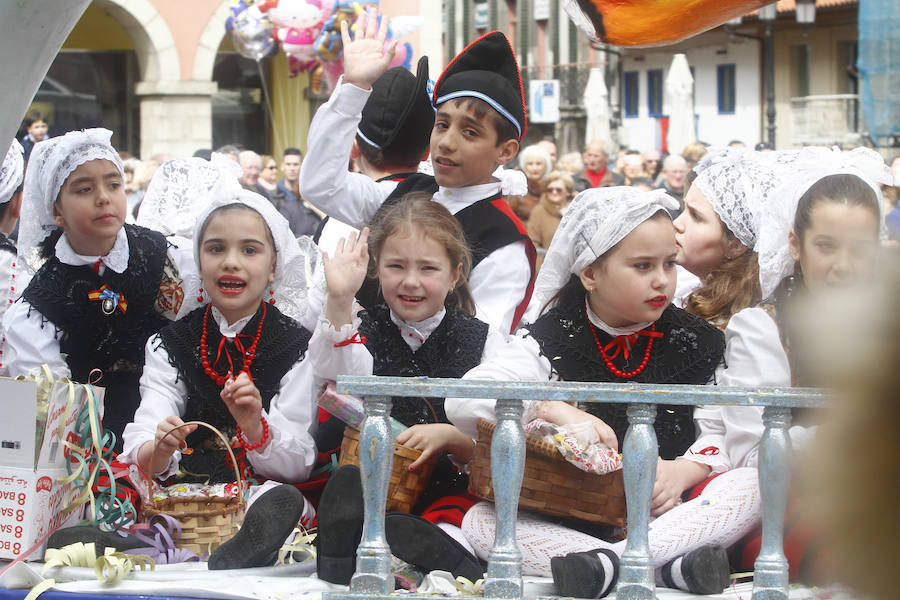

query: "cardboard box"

left=0, top=378, right=101, bottom=560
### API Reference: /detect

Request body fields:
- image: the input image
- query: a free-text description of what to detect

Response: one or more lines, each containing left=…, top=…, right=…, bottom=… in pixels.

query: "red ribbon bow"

left=602, top=328, right=664, bottom=360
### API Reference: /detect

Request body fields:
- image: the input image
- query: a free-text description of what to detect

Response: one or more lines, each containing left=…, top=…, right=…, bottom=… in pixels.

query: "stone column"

left=135, top=80, right=217, bottom=159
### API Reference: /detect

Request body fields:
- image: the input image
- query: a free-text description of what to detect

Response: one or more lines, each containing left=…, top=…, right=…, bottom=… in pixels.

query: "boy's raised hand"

left=341, top=8, right=397, bottom=91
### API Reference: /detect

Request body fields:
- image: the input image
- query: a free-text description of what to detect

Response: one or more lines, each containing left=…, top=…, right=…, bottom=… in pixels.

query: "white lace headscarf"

left=691, top=146, right=801, bottom=250
left=756, top=146, right=891, bottom=299
left=0, top=140, right=24, bottom=205
left=136, top=155, right=243, bottom=239
left=183, top=188, right=319, bottom=324
left=19, top=128, right=123, bottom=269
left=523, top=186, right=679, bottom=322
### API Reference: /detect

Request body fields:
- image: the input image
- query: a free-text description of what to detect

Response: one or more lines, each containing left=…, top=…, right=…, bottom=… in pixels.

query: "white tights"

left=461, top=467, right=761, bottom=577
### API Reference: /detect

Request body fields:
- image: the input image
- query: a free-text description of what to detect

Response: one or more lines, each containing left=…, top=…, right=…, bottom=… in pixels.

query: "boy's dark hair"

left=356, top=135, right=428, bottom=171
left=283, top=147, right=302, bottom=158
left=25, top=112, right=46, bottom=128
left=448, top=97, right=519, bottom=145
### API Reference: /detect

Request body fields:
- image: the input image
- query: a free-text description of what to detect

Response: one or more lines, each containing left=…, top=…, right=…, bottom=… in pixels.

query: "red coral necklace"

left=200, top=302, right=267, bottom=386
left=587, top=317, right=661, bottom=379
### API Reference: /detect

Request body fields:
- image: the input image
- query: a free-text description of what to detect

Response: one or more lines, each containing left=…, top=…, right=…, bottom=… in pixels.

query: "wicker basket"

left=143, top=421, right=245, bottom=556
left=338, top=425, right=437, bottom=513
left=468, top=419, right=627, bottom=526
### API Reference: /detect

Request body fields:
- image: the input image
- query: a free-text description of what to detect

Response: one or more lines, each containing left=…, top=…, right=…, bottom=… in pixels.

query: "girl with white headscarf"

left=678, top=146, right=889, bottom=582
left=3, top=129, right=195, bottom=451
left=444, top=187, right=731, bottom=596
left=0, top=139, right=31, bottom=332
left=120, top=189, right=320, bottom=569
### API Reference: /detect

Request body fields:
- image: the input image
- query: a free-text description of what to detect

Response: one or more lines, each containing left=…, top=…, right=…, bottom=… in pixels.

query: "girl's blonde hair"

left=684, top=227, right=761, bottom=327
left=368, top=192, right=476, bottom=315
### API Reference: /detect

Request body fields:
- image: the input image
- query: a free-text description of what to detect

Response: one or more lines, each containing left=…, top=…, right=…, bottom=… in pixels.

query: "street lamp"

left=795, top=0, right=817, bottom=25
left=759, top=2, right=777, bottom=147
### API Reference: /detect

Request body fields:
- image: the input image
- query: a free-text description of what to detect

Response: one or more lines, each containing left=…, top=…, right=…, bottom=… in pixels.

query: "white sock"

left=610, top=467, right=761, bottom=567
left=437, top=522, right=477, bottom=557
left=461, top=501, right=612, bottom=576
left=594, top=549, right=618, bottom=596
left=655, top=555, right=689, bottom=590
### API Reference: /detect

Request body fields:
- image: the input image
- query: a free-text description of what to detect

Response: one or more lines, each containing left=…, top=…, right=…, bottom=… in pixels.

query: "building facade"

left=25, top=0, right=440, bottom=159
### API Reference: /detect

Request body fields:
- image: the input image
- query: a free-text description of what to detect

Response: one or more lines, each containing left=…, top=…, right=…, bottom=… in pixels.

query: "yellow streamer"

left=28, top=542, right=156, bottom=600
left=277, top=527, right=317, bottom=565
left=23, top=579, right=55, bottom=600
left=455, top=576, right=485, bottom=595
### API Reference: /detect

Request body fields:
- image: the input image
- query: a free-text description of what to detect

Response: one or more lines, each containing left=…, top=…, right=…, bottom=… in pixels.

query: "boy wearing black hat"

left=299, top=12, right=433, bottom=229
left=301, top=13, right=535, bottom=333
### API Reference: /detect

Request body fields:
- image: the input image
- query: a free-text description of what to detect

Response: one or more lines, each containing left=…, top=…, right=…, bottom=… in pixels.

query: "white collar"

left=390, top=307, right=446, bottom=351
left=434, top=181, right=502, bottom=210
left=585, top=299, right=653, bottom=337
left=211, top=305, right=256, bottom=338
left=55, top=227, right=129, bottom=274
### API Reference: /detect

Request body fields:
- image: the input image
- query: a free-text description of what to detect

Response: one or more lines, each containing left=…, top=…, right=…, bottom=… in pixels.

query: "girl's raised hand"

left=323, top=227, right=370, bottom=301
left=396, top=423, right=476, bottom=470
left=323, top=228, right=369, bottom=327
left=221, top=372, right=266, bottom=446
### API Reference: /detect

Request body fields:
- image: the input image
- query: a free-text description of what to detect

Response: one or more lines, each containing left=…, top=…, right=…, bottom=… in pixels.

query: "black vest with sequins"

left=525, top=300, right=725, bottom=459
left=358, top=304, right=488, bottom=426
left=22, top=225, right=170, bottom=452
left=358, top=304, right=489, bottom=511
left=157, top=303, right=311, bottom=483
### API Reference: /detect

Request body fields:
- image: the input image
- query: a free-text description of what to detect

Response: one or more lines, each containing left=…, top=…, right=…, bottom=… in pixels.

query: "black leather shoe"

left=208, top=484, right=305, bottom=570
left=47, top=525, right=146, bottom=557
left=550, top=548, right=619, bottom=598
left=315, top=465, right=364, bottom=584
left=675, top=545, right=731, bottom=595
left=384, top=512, right=483, bottom=582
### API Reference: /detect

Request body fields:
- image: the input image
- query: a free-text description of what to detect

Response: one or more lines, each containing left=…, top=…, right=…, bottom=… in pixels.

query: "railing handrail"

left=790, top=93, right=860, bottom=102
left=336, top=375, right=828, bottom=408
left=325, top=375, right=815, bottom=600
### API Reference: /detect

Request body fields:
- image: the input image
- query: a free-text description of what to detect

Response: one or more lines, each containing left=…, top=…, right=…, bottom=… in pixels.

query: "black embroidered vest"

left=526, top=300, right=726, bottom=459
left=358, top=304, right=488, bottom=426
left=358, top=304, right=489, bottom=511
left=22, top=225, right=170, bottom=452
left=157, top=303, right=312, bottom=483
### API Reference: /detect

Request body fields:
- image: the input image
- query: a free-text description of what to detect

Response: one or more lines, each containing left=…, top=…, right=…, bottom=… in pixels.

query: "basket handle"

left=145, top=420, right=244, bottom=500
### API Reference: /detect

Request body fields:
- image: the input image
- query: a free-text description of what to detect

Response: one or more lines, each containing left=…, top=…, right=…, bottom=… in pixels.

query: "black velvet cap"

left=357, top=56, right=434, bottom=154
left=433, top=31, right=527, bottom=140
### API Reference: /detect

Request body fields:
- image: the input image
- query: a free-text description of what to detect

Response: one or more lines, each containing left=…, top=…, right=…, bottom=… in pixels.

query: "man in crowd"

left=239, top=150, right=269, bottom=198
left=272, top=147, right=322, bottom=236
left=657, top=154, right=688, bottom=212
left=574, top=139, right=622, bottom=191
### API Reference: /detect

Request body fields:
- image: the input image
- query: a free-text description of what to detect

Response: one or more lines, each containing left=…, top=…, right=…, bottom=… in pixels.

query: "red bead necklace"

left=200, top=302, right=267, bottom=386
left=587, top=318, right=660, bottom=379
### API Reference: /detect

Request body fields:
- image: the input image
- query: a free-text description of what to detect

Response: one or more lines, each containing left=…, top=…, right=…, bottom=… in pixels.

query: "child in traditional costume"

left=4, top=129, right=191, bottom=452
left=121, top=189, right=320, bottom=569
left=312, top=193, right=506, bottom=585
left=444, top=187, right=730, bottom=596
left=301, top=12, right=534, bottom=333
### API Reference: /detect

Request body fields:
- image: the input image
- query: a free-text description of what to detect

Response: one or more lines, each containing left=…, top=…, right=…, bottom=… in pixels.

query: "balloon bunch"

left=224, top=0, right=423, bottom=92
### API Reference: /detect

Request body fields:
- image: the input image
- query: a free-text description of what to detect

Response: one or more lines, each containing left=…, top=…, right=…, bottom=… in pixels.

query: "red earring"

left=197, top=287, right=205, bottom=303
left=268, top=289, right=276, bottom=305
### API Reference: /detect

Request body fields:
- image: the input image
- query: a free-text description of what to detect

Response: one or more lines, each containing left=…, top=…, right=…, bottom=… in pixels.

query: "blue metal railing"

left=322, top=376, right=827, bottom=600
